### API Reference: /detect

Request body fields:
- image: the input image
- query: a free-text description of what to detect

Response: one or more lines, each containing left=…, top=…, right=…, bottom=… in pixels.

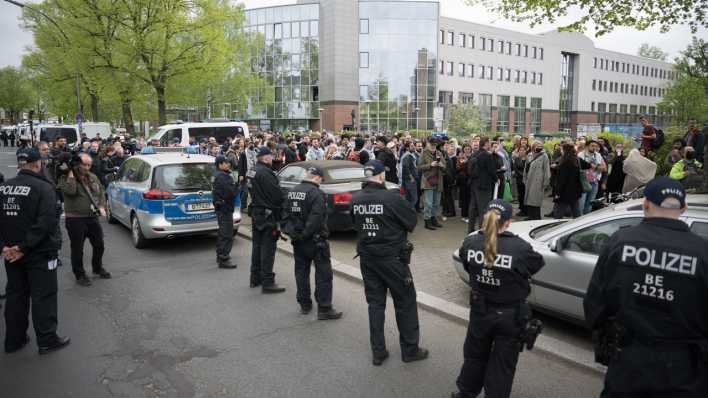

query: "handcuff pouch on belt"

left=398, top=241, right=414, bottom=266
left=517, top=302, right=543, bottom=352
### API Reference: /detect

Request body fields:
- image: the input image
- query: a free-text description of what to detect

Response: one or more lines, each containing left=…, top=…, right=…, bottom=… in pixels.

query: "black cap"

left=17, top=148, right=41, bottom=163
left=257, top=146, right=272, bottom=157
left=214, top=155, right=229, bottom=166
left=363, top=160, right=385, bottom=177
left=306, top=166, right=324, bottom=178
left=644, top=176, right=686, bottom=209
left=485, top=199, right=513, bottom=221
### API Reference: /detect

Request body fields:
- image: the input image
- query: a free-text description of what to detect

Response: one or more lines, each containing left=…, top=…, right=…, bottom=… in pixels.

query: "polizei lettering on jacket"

left=621, top=245, right=697, bottom=275
left=466, top=250, right=513, bottom=269
left=287, top=191, right=307, bottom=200
left=0, top=185, right=31, bottom=196
left=352, top=204, right=384, bottom=215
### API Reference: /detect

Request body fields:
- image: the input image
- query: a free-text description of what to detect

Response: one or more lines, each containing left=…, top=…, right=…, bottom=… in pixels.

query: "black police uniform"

left=212, top=167, right=237, bottom=267
left=282, top=179, right=335, bottom=312
left=249, top=161, right=284, bottom=288
left=351, top=180, right=421, bottom=360
left=584, top=218, right=708, bottom=398
left=0, top=169, right=64, bottom=352
left=456, top=231, right=545, bottom=398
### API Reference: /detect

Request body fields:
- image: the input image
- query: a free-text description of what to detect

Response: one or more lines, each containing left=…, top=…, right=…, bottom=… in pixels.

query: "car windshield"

left=153, top=163, right=214, bottom=192
left=327, top=167, right=366, bottom=181
left=40, top=127, right=77, bottom=144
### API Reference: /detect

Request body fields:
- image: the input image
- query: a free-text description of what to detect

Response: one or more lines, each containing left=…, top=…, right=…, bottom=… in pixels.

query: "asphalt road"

left=0, top=148, right=603, bottom=397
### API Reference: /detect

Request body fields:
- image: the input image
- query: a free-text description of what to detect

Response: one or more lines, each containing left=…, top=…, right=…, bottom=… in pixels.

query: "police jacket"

left=0, top=169, right=61, bottom=264
left=250, top=162, right=283, bottom=211
left=459, top=231, right=545, bottom=306
left=584, top=218, right=708, bottom=343
left=282, top=180, right=328, bottom=241
left=351, top=181, right=417, bottom=258
left=212, top=169, right=237, bottom=213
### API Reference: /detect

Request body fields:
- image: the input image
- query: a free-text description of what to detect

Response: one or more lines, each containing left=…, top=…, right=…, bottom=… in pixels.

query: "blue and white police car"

left=105, top=151, right=241, bottom=248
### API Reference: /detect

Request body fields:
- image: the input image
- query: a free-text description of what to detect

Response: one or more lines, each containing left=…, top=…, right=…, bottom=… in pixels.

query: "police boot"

left=431, top=217, right=443, bottom=228
left=372, top=350, right=389, bottom=366
left=317, top=306, right=343, bottom=320
left=424, top=218, right=436, bottom=230
left=402, top=347, right=429, bottom=363
left=38, top=336, right=71, bottom=355
left=300, top=303, right=313, bottom=314
left=249, top=274, right=261, bottom=288
left=217, top=257, right=237, bottom=269
left=261, top=283, right=286, bottom=294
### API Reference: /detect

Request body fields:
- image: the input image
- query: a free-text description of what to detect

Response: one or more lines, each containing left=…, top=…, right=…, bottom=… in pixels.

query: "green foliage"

left=465, top=0, right=706, bottom=36
left=657, top=75, right=708, bottom=126
left=543, top=139, right=562, bottom=156
left=0, top=67, right=32, bottom=123
left=598, top=132, right=634, bottom=150
left=674, top=37, right=708, bottom=87
left=652, top=126, right=685, bottom=175
left=446, top=103, right=485, bottom=139
left=638, top=43, right=668, bottom=61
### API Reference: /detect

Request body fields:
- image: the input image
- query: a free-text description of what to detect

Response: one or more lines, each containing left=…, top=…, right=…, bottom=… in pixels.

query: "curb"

left=237, top=226, right=606, bottom=376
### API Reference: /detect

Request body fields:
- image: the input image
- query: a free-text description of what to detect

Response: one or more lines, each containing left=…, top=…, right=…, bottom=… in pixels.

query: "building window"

left=447, top=61, right=454, bottom=76
left=609, top=103, right=618, bottom=123
left=359, top=85, right=368, bottom=101
left=532, top=46, right=537, bottom=58
left=480, top=37, right=486, bottom=51
left=459, top=92, right=474, bottom=104
left=648, top=106, right=656, bottom=115
left=594, top=57, right=597, bottom=68
left=487, top=66, right=493, bottom=80
left=523, top=45, right=529, bottom=57
left=630, top=104, right=637, bottom=115
left=592, top=79, right=596, bottom=90
left=448, top=31, right=454, bottom=46
left=439, top=60, right=444, bottom=75
left=639, top=105, right=647, bottom=114
left=603, top=81, right=608, bottom=91
left=513, top=96, right=526, bottom=133
left=538, top=73, right=543, bottom=85
left=531, top=72, right=536, bottom=84
left=467, top=64, right=474, bottom=78
left=359, top=52, right=369, bottom=68
left=497, top=95, right=510, bottom=132
left=609, top=82, right=613, bottom=93
left=468, top=35, right=475, bottom=49
left=619, top=104, right=628, bottom=123
left=478, top=94, right=493, bottom=130
left=459, top=63, right=465, bottom=77
left=497, top=67, right=503, bottom=80
left=439, top=29, right=445, bottom=44
left=514, top=69, right=520, bottom=83
left=539, top=48, right=544, bottom=60
left=530, top=97, right=541, bottom=134
left=515, top=43, right=521, bottom=56
left=438, top=91, right=453, bottom=105
left=504, top=68, right=511, bottom=81
left=479, top=65, right=486, bottom=79
left=488, top=39, right=494, bottom=52
left=459, top=33, right=466, bottom=47
left=360, top=19, right=369, bottom=34
left=591, top=102, right=595, bottom=112
left=522, top=71, right=528, bottom=83
left=498, top=40, right=504, bottom=53
left=598, top=102, right=607, bottom=123
left=506, top=41, right=512, bottom=55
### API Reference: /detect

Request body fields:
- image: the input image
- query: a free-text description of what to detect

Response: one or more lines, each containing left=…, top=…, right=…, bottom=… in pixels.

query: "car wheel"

left=106, top=201, right=118, bottom=225
left=131, top=214, right=148, bottom=249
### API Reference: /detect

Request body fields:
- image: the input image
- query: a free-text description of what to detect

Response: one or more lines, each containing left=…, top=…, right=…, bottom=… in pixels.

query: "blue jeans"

left=423, top=189, right=441, bottom=220
left=578, top=181, right=599, bottom=215
left=403, top=179, right=418, bottom=208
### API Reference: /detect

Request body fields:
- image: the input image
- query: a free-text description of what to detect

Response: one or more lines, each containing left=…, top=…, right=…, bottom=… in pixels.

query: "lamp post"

left=318, top=107, right=325, bottom=133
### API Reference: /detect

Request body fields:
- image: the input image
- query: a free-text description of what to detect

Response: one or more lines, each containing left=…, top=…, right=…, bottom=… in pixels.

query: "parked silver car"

left=453, top=195, right=708, bottom=324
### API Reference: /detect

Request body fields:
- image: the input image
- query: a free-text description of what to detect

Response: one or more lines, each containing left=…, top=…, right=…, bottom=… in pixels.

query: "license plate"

left=186, top=202, right=214, bottom=212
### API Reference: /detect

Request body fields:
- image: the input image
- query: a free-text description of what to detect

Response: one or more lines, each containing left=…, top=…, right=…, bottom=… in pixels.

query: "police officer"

left=584, top=176, right=708, bottom=398
left=351, top=160, right=428, bottom=366
left=0, top=148, right=71, bottom=355
left=282, top=166, right=342, bottom=319
left=249, top=146, right=286, bottom=293
left=452, top=199, right=545, bottom=398
left=213, top=155, right=238, bottom=269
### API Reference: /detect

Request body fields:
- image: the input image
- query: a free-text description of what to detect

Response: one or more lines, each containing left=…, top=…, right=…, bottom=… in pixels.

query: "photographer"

left=417, top=137, right=446, bottom=230
left=58, top=153, right=111, bottom=287
left=452, top=200, right=545, bottom=398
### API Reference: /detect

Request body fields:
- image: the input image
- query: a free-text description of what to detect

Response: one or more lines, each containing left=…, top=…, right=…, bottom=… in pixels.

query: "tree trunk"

left=90, top=92, right=99, bottom=122
left=155, top=84, right=166, bottom=126
left=120, top=91, right=135, bottom=137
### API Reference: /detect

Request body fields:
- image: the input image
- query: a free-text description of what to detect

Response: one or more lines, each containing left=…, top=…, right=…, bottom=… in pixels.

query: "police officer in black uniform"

left=584, top=176, right=708, bottom=398
left=0, top=148, right=71, bottom=355
left=282, top=166, right=343, bottom=319
left=249, top=146, right=286, bottom=293
left=213, top=155, right=238, bottom=269
left=351, top=160, right=428, bottom=366
left=452, top=199, right=545, bottom=398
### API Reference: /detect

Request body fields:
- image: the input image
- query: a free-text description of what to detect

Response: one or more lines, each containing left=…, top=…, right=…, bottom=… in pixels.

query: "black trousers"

left=553, top=201, right=580, bottom=219
left=516, top=180, right=526, bottom=214
left=443, top=183, right=456, bottom=216
left=459, top=182, right=470, bottom=218
left=360, top=255, right=420, bottom=357
left=4, top=258, right=58, bottom=349
left=65, top=217, right=105, bottom=278
left=293, top=241, right=333, bottom=307
left=250, top=225, right=277, bottom=285
left=525, top=206, right=541, bottom=220
left=468, top=188, right=493, bottom=232
left=216, top=211, right=234, bottom=261
left=457, top=307, right=522, bottom=398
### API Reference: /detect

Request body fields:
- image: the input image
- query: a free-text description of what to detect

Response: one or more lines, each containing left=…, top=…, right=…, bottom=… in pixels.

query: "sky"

left=1, top=0, right=704, bottom=68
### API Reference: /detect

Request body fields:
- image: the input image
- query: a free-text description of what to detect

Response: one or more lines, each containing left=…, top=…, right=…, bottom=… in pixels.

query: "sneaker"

left=76, top=276, right=92, bottom=287
left=402, top=347, right=429, bottom=363
left=5, top=335, right=30, bottom=353
left=317, top=307, right=343, bottom=320
left=217, top=259, right=237, bottom=269
left=93, top=269, right=112, bottom=279
left=461, top=218, right=469, bottom=223
left=38, top=336, right=71, bottom=355
left=372, top=350, right=389, bottom=366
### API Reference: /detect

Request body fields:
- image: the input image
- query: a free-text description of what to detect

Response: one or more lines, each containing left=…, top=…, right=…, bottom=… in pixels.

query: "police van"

left=105, top=151, right=241, bottom=248
left=37, top=124, right=80, bottom=147
left=150, top=121, right=250, bottom=147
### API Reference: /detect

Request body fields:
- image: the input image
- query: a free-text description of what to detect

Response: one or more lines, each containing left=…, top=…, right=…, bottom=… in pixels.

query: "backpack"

left=651, top=128, right=665, bottom=149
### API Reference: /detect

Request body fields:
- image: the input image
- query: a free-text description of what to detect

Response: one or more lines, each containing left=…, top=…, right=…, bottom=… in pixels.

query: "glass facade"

left=496, top=95, right=509, bottom=132
left=358, top=1, right=438, bottom=132
left=513, top=96, right=526, bottom=133
left=530, top=97, right=541, bottom=134
left=559, top=52, right=575, bottom=131
left=243, top=4, right=320, bottom=131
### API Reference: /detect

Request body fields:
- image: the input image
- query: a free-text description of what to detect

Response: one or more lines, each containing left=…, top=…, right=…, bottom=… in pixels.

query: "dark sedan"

left=277, top=160, right=400, bottom=232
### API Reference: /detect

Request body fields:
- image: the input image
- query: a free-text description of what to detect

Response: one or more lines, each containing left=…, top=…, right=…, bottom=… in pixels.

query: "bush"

left=652, top=126, right=685, bottom=175
left=597, top=131, right=634, bottom=151
left=543, top=139, right=562, bottom=156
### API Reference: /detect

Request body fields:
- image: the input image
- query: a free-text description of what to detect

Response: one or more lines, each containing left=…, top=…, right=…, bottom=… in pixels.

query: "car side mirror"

left=549, top=237, right=562, bottom=252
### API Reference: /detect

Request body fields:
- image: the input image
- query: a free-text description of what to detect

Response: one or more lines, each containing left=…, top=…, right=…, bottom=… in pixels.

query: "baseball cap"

left=257, top=146, right=272, bottom=157
left=485, top=199, right=513, bottom=221
left=214, top=155, right=229, bottom=166
left=644, top=176, right=686, bottom=209
left=363, top=160, right=385, bottom=177
left=306, top=166, right=324, bottom=178
left=17, top=148, right=41, bottom=163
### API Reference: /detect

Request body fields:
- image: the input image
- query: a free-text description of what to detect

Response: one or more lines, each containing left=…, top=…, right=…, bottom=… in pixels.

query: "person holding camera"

left=351, top=160, right=428, bottom=366
left=58, top=153, right=111, bottom=287
left=1, top=148, right=70, bottom=355
left=584, top=177, right=708, bottom=398
left=282, top=166, right=342, bottom=320
left=453, top=200, right=545, bottom=398
left=417, top=137, right=446, bottom=230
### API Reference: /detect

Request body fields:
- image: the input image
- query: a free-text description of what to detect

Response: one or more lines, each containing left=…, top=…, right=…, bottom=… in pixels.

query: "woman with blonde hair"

left=452, top=200, right=545, bottom=398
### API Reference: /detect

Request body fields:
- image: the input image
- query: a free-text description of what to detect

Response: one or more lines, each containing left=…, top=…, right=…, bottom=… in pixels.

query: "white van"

left=82, top=122, right=112, bottom=139
left=37, top=124, right=80, bottom=146
left=151, top=122, right=250, bottom=147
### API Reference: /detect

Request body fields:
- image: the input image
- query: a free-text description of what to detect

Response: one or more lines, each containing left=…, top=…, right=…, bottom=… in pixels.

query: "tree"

left=638, top=43, right=668, bottom=61
left=465, top=0, right=706, bottom=36
left=0, top=67, right=33, bottom=124
left=657, top=76, right=708, bottom=126
left=446, top=103, right=485, bottom=138
left=674, top=37, right=708, bottom=93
